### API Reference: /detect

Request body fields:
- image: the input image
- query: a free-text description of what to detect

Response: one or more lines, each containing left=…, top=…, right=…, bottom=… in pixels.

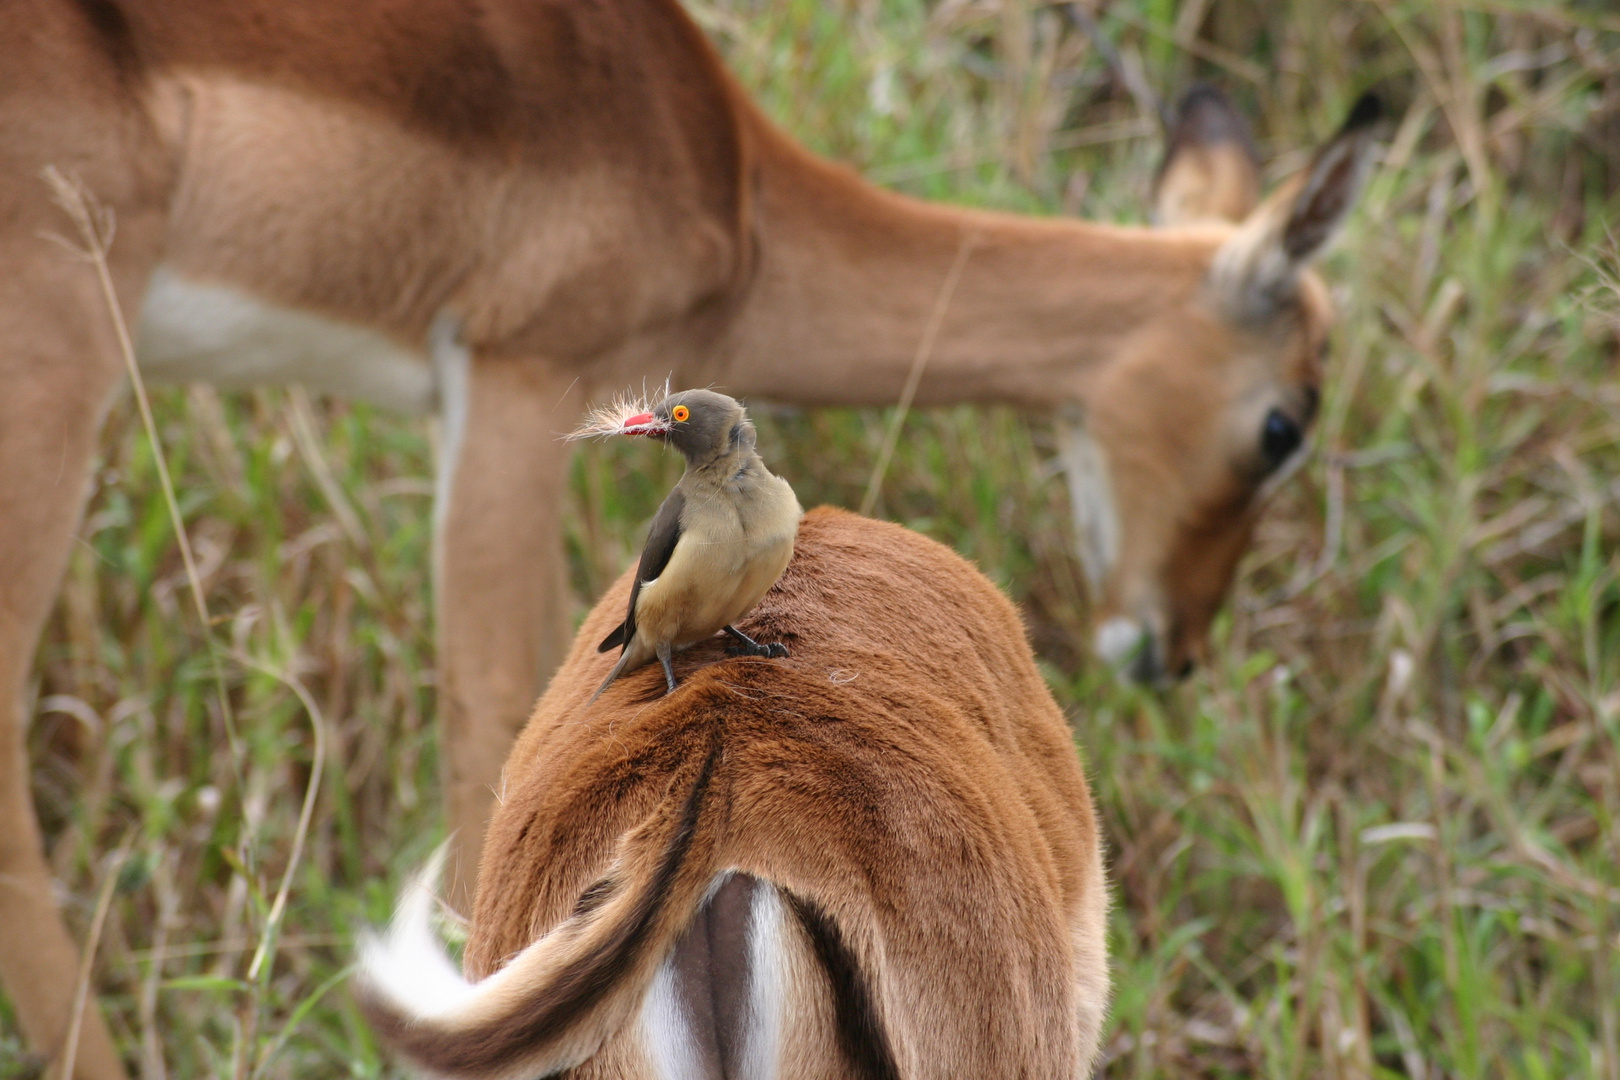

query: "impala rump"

left=359, top=509, right=1108, bottom=1077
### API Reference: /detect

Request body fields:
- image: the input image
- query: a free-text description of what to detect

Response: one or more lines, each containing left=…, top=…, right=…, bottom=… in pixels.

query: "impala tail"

left=354, top=743, right=726, bottom=1080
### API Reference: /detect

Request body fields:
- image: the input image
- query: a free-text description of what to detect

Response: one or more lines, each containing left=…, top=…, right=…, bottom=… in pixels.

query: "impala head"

left=1068, top=87, right=1381, bottom=684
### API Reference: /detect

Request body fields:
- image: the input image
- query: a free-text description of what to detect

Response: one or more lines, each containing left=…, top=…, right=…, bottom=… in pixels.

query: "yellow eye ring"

left=672, top=405, right=690, bottom=422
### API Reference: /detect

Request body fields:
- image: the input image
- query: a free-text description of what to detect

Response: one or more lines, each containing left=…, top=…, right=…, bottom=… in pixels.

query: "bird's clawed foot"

left=724, top=625, right=789, bottom=659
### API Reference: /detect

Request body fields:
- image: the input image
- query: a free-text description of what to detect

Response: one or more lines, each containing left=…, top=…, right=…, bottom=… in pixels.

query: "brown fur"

left=358, top=508, right=1108, bottom=1077
left=0, top=4, right=1374, bottom=1073
left=1154, top=83, right=1263, bottom=227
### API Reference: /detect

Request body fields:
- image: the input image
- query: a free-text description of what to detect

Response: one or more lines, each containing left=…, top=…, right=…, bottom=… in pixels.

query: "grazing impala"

left=0, top=0, right=1376, bottom=1073
left=357, top=507, right=1111, bottom=1079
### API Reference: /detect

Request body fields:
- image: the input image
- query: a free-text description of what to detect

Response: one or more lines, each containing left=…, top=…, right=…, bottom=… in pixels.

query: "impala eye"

left=1260, top=408, right=1303, bottom=471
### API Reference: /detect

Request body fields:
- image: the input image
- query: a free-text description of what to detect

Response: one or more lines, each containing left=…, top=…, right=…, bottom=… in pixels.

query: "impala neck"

left=715, top=121, right=1221, bottom=409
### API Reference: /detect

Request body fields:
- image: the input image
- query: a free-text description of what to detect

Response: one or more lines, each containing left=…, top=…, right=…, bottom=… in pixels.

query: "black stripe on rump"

left=362, top=738, right=721, bottom=1077
left=785, top=893, right=901, bottom=1080
left=69, top=0, right=139, bottom=73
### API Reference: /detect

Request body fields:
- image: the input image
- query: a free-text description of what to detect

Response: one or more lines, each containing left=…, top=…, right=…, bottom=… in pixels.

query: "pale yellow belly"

left=632, top=525, right=795, bottom=650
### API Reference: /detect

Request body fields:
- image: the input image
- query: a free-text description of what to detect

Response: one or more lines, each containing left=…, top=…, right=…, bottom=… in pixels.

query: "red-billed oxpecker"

left=575, top=389, right=801, bottom=701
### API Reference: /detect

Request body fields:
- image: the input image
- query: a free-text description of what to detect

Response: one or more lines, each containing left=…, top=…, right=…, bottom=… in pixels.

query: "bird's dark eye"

left=1260, top=408, right=1303, bottom=471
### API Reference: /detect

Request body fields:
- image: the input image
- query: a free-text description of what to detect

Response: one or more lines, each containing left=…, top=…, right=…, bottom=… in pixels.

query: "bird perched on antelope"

left=573, top=388, right=801, bottom=701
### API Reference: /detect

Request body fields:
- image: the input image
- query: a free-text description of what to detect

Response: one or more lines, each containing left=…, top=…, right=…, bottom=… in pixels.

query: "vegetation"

left=7, top=0, right=1617, bottom=1076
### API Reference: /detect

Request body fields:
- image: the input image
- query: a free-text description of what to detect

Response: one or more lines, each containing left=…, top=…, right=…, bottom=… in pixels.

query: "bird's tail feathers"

left=598, top=623, right=627, bottom=653
left=586, top=648, right=635, bottom=706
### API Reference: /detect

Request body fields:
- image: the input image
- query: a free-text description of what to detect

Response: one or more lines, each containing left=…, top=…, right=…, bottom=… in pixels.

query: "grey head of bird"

left=610, top=389, right=757, bottom=467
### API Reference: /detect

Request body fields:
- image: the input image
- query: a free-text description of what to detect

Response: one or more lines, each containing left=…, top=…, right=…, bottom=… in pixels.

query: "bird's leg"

left=724, top=625, right=790, bottom=659
left=656, top=641, right=679, bottom=695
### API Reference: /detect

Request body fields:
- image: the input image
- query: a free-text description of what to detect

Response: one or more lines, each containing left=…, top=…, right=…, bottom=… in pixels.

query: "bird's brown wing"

left=598, top=486, right=686, bottom=653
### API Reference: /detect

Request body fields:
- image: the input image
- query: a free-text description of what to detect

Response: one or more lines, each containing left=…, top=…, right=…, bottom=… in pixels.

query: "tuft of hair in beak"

left=565, top=386, right=671, bottom=442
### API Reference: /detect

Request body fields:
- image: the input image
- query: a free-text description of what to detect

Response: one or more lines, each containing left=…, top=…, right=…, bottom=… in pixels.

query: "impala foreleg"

left=433, top=345, right=578, bottom=908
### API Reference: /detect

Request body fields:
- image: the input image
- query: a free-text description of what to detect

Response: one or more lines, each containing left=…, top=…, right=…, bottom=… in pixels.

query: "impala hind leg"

left=0, top=278, right=130, bottom=1078
left=434, top=351, right=577, bottom=909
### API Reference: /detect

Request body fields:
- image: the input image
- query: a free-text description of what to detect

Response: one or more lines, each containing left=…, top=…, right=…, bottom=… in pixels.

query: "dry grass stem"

left=55, top=839, right=131, bottom=1080
left=41, top=165, right=244, bottom=773
left=859, top=228, right=979, bottom=517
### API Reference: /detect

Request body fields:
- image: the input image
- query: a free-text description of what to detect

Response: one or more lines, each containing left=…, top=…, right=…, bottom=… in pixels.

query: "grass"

left=7, top=0, right=1619, bottom=1076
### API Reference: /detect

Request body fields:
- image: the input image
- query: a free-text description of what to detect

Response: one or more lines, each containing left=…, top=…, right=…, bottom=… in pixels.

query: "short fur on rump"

left=361, top=508, right=1109, bottom=1077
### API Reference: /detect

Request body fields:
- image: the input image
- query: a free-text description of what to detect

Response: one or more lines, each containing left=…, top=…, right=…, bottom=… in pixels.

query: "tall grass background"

left=5, top=0, right=1618, bottom=1076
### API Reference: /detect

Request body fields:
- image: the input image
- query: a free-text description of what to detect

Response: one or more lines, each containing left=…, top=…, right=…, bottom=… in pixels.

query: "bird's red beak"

left=615, top=412, right=669, bottom=437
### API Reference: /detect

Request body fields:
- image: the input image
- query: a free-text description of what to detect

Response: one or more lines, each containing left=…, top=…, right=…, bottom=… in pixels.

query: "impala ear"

left=1152, top=84, right=1261, bottom=226
left=1211, top=92, right=1383, bottom=319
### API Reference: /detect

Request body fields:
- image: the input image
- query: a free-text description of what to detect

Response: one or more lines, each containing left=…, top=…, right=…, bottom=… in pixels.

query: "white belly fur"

left=135, top=267, right=437, bottom=414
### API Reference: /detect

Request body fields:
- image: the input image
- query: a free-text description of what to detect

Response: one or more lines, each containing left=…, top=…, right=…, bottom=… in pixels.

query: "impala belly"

left=136, top=268, right=437, bottom=414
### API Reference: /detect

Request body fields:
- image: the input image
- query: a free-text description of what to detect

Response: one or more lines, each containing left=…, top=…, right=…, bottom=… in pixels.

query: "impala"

left=0, top=0, right=1375, bottom=1073
left=358, top=508, right=1110, bottom=1079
